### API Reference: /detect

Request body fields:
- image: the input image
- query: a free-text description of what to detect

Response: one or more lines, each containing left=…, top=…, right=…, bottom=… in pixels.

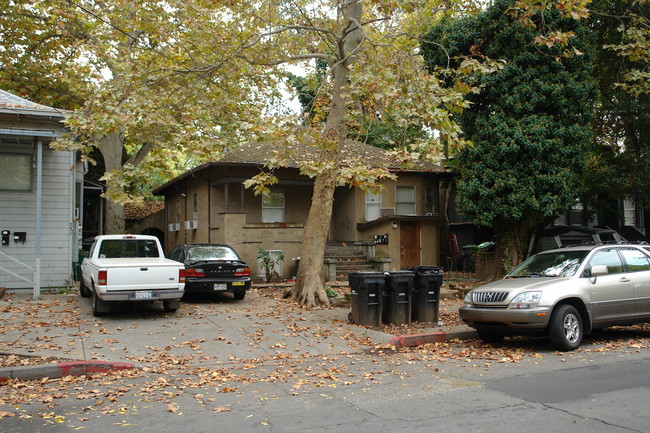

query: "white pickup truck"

left=80, top=234, right=185, bottom=317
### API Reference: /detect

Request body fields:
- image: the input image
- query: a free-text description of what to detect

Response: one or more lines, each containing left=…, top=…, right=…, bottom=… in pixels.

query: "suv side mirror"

left=591, top=265, right=609, bottom=276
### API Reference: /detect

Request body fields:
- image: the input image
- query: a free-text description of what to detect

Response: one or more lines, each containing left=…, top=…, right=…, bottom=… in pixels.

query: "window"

left=99, top=239, right=160, bottom=258
left=620, top=248, right=650, bottom=272
left=193, top=192, right=198, bottom=221
left=0, top=153, right=32, bottom=191
left=588, top=249, right=624, bottom=275
left=366, top=192, right=381, bottom=221
left=262, top=189, right=284, bottom=223
left=425, top=187, right=436, bottom=215
left=623, top=199, right=636, bottom=226
left=396, top=186, right=416, bottom=215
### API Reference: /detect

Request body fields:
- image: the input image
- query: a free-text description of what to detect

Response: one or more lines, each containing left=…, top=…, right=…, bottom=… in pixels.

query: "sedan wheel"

left=549, top=304, right=583, bottom=351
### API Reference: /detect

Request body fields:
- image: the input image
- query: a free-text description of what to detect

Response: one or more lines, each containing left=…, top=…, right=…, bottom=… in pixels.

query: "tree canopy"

left=422, top=0, right=596, bottom=268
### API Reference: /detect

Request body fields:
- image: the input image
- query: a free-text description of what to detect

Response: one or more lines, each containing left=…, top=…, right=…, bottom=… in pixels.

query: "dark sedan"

left=168, top=244, right=251, bottom=300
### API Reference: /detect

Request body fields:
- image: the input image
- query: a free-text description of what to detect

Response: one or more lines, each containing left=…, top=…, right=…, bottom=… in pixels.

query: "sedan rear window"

left=509, top=251, right=588, bottom=278
left=187, top=246, right=240, bottom=262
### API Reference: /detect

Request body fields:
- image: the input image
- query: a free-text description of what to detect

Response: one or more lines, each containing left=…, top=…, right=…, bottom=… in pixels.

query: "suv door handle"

left=620, top=277, right=631, bottom=283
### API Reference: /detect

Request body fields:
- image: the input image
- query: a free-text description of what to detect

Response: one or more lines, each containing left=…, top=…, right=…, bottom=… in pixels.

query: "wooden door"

left=400, top=222, right=421, bottom=269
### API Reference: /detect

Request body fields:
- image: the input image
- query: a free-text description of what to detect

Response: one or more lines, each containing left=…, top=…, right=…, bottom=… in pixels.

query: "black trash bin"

left=383, top=270, right=414, bottom=326
left=348, top=271, right=385, bottom=326
left=411, top=266, right=443, bottom=323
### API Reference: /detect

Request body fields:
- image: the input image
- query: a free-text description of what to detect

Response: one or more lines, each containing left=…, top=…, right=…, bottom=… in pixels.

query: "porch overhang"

left=357, top=214, right=445, bottom=230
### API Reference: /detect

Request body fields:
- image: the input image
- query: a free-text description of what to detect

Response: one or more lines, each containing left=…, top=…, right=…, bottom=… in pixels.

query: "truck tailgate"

left=97, top=258, right=183, bottom=291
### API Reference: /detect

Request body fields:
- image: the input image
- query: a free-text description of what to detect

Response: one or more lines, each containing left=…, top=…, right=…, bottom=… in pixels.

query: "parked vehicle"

left=168, top=244, right=251, bottom=300
left=459, top=243, right=650, bottom=350
left=80, top=235, right=185, bottom=317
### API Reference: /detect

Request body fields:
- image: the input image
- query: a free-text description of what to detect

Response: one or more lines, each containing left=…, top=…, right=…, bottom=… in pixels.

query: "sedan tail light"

left=235, top=267, right=251, bottom=277
left=98, top=270, right=107, bottom=285
left=186, top=268, right=205, bottom=278
left=179, top=269, right=187, bottom=283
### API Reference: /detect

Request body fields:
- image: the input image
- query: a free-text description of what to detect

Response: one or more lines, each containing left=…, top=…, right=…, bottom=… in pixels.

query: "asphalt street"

left=1, top=289, right=649, bottom=432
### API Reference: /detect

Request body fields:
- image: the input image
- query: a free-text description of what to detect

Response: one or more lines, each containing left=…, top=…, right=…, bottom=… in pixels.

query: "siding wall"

left=0, top=143, right=76, bottom=289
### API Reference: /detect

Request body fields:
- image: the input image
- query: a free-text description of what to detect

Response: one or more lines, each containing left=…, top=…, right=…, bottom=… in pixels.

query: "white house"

left=0, top=90, right=83, bottom=295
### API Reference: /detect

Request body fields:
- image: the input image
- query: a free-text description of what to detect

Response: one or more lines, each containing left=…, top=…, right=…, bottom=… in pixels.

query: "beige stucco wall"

left=359, top=218, right=442, bottom=270
left=158, top=164, right=446, bottom=279
left=159, top=166, right=311, bottom=280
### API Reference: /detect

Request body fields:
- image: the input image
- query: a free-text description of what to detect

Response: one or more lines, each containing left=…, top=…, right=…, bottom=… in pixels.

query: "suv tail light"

left=179, top=269, right=187, bottom=283
left=186, top=268, right=205, bottom=278
left=98, top=270, right=107, bottom=285
left=235, top=267, right=251, bottom=277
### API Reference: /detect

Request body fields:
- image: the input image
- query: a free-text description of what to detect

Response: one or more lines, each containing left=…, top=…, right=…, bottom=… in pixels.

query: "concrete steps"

left=325, top=244, right=375, bottom=281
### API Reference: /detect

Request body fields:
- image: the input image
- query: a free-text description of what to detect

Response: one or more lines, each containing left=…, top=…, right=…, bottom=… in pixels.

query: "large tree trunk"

left=292, top=167, right=337, bottom=307
left=290, top=0, right=362, bottom=307
left=98, top=132, right=125, bottom=234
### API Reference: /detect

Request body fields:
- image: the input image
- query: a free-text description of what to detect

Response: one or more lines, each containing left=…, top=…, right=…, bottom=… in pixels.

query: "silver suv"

left=459, top=243, right=650, bottom=350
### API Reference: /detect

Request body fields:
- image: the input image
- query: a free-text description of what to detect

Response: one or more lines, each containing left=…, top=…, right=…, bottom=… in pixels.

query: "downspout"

left=69, top=151, right=75, bottom=284
left=184, top=180, right=188, bottom=244
left=208, top=179, right=212, bottom=243
left=34, top=139, right=43, bottom=300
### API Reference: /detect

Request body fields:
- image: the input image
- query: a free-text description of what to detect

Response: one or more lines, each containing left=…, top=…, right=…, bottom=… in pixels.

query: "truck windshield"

left=99, top=239, right=160, bottom=258
left=509, top=251, right=588, bottom=278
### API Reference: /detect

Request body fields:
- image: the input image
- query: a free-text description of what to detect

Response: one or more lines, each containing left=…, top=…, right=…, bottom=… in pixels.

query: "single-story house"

left=0, top=90, right=83, bottom=294
left=153, top=140, right=452, bottom=281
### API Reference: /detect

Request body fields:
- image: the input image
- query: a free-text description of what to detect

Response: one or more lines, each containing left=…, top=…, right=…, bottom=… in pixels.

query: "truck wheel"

left=163, top=300, right=180, bottom=313
left=92, top=289, right=110, bottom=317
left=79, top=278, right=92, bottom=298
left=233, top=290, right=246, bottom=300
left=549, top=304, right=583, bottom=351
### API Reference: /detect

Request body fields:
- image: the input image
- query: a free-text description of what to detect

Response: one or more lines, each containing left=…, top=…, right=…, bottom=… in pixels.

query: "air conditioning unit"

left=184, top=220, right=199, bottom=230
left=168, top=223, right=180, bottom=232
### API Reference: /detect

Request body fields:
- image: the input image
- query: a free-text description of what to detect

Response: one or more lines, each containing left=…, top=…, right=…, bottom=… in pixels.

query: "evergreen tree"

left=422, top=0, right=596, bottom=271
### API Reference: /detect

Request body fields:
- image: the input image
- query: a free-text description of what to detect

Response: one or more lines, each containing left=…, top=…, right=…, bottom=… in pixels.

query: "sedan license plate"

left=135, top=291, right=152, bottom=300
left=214, top=283, right=227, bottom=291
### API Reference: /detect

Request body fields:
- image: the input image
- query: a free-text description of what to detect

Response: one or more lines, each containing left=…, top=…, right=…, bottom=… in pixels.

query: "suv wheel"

left=549, top=304, right=583, bottom=351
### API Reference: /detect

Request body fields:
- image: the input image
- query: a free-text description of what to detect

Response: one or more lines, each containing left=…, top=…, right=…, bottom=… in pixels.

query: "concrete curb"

left=388, top=329, right=478, bottom=348
left=0, top=360, right=139, bottom=381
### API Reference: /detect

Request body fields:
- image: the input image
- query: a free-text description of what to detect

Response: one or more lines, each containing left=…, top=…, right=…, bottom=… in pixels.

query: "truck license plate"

left=135, top=291, right=152, bottom=299
left=214, top=283, right=227, bottom=291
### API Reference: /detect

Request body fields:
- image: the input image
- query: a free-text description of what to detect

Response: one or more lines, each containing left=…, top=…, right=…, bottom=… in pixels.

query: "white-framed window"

left=396, top=185, right=416, bottom=215
left=624, top=198, right=636, bottom=226
left=262, top=189, right=285, bottom=223
left=0, top=153, right=32, bottom=191
left=366, top=192, right=381, bottom=221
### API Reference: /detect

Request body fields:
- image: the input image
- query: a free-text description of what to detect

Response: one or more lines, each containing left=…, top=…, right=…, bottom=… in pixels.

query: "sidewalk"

left=0, top=287, right=477, bottom=381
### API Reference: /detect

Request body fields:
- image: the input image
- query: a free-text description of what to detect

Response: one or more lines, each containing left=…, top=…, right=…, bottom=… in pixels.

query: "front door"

left=400, top=222, right=420, bottom=269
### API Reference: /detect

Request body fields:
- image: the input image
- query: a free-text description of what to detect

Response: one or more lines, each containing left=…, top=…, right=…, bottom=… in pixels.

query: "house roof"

left=0, top=89, right=66, bottom=118
left=218, top=139, right=446, bottom=172
left=154, top=139, right=450, bottom=195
